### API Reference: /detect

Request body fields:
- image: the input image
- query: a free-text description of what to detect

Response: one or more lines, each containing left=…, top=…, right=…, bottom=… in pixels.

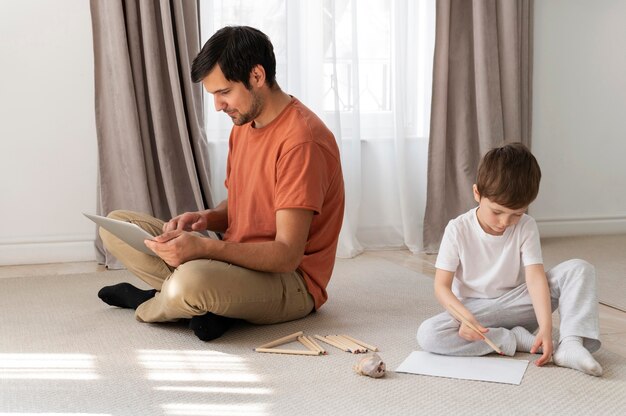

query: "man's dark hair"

left=476, top=142, right=542, bottom=209
left=191, top=26, right=277, bottom=89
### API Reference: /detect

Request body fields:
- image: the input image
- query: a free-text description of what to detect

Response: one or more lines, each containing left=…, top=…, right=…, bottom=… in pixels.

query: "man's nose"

left=214, top=96, right=225, bottom=111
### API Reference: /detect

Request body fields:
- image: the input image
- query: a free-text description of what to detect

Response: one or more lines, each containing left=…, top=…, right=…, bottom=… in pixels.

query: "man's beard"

left=231, top=90, right=263, bottom=126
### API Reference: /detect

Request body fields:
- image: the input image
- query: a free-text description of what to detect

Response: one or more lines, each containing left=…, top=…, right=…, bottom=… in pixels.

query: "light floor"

left=2, top=237, right=625, bottom=359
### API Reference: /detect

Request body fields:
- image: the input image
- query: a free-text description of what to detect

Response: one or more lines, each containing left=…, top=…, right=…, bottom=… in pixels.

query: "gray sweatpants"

left=417, top=259, right=601, bottom=356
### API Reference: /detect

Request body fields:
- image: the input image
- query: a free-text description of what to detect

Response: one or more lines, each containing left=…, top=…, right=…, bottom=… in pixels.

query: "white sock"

left=511, top=326, right=539, bottom=353
left=553, top=336, right=603, bottom=376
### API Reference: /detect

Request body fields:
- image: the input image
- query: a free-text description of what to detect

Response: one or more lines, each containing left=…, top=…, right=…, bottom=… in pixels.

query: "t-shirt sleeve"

left=435, top=221, right=460, bottom=272
left=520, top=217, right=543, bottom=266
left=274, top=142, right=332, bottom=214
left=224, top=131, right=234, bottom=190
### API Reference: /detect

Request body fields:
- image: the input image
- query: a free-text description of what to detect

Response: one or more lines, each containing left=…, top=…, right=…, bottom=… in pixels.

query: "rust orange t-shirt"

left=223, top=97, right=345, bottom=310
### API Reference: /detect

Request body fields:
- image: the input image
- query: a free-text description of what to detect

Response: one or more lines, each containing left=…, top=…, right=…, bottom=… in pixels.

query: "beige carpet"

left=1, top=256, right=625, bottom=415
left=542, top=234, right=626, bottom=312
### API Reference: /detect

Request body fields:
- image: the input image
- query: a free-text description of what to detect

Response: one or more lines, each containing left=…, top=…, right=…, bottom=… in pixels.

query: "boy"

left=417, top=142, right=602, bottom=376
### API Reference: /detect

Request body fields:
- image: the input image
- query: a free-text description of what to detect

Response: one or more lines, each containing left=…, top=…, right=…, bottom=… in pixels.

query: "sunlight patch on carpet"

left=0, top=353, right=98, bottom=380
left=138, top=349, right=261, bottom=383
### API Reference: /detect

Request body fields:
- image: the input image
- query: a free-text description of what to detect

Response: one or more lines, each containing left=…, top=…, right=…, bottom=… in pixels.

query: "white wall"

left=1, top=2, right=625, bottom=266
left=531, top=0, right=626, bottom=236
left=0, top=0, right=98, bottom=265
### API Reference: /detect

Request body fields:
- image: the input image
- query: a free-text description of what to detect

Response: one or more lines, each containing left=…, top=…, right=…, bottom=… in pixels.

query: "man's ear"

left=473, top=184, right=481, bottom=203
left=249, top=65, right=266, bottom=88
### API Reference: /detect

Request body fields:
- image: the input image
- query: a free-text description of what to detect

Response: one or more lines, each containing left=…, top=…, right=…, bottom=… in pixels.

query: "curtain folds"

left=90, top=0, right=212, bottom=268
left=423, top=0, right=533, bottom=252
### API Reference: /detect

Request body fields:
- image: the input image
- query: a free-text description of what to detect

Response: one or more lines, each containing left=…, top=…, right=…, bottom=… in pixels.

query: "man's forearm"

left=193, top=207, right=312, bottom=273
left=199, top=238, right=302, bottom=273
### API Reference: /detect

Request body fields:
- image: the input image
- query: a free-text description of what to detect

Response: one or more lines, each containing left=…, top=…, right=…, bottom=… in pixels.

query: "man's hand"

left=145, top=230, right=205, bottom=267
left=147, top=206, right=314, bottom=272
left=163, top=211, right=207, bottom=233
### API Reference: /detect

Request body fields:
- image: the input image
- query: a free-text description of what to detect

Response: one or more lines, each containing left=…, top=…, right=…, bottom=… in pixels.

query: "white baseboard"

left=0, top=239, right=96, bottom=266
left=536, top=216, right=626, bottom=238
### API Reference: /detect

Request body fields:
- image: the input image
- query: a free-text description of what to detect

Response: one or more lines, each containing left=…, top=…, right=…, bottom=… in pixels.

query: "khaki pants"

left=99, top=210, right=315, bottom=325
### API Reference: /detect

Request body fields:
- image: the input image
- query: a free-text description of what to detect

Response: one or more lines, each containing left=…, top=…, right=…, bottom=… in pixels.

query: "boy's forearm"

left=434, top=270, right=455, bottom=307
left=436, top=286, right=473, bottom=320
left=434, top=271, right=476, bottom=322
left=525, top=265, right=553, bottom=330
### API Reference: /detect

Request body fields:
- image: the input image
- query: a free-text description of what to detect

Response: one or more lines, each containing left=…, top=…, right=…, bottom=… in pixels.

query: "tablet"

left=83, top=213, right=157, bottom=256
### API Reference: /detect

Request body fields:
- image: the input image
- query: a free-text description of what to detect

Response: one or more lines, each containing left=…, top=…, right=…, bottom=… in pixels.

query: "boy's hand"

left=458, top=320, right=489, bottom=342
left=531, top=328, right=554, bottom=366
left=524, top=264, right=554, bottom=366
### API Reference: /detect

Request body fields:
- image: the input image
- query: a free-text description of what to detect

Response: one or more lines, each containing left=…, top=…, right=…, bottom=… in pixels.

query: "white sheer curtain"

left=200, top=0, right=435, bottom=257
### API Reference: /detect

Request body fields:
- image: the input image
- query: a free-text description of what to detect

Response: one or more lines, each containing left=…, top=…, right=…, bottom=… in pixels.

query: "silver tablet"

left=83, top=213, right=157, bottom=256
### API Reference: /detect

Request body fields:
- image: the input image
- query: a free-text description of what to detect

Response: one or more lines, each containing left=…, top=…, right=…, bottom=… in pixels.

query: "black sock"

left=189, top=312, right=234, bottom=341
left=98, top=283, right=157, bottom=310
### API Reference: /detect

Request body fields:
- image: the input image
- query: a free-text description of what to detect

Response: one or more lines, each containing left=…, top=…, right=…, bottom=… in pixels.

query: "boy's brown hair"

left=476, top=142, right=541, bottom=209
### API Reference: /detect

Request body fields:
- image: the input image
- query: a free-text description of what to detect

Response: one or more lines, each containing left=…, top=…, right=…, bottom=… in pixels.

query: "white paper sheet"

left=395, top=351, right=529, bottom=385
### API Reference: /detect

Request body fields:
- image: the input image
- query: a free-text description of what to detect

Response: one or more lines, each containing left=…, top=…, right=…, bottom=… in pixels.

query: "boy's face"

left=473, top=185, right=527, bottom=236
left=202, top=64, right=263, bottom=126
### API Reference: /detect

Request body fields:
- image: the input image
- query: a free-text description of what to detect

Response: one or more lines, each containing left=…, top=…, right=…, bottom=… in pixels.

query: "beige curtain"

left=90, top=0, right=213, bottom=268
left=423, top=0, right=533, bottom=252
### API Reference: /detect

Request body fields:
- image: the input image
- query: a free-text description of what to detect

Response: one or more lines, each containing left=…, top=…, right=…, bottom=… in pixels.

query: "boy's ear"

left=473, top=184, right=481, bottom=203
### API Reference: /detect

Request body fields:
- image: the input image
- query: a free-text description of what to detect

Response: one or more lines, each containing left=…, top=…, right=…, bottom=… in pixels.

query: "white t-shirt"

left=436, top=207, right=543, bottom=299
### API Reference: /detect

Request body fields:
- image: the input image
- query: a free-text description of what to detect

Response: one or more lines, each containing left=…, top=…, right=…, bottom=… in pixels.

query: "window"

left=199, top=0, right=435, bottom=254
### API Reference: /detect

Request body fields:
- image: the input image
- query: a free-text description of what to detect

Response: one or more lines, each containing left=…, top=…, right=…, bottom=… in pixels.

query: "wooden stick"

left=447, top=304, right=504, bottom=355
left=297, top=335, right=309, bottom=348
left=326, top=335, right=366, bottom=353
left=314, top=335, right=350, bottom=352
left=334, top=335, right=367, bottom=353
left=254, top=347, right=320, bottom=356
left=340, top=334, right=379, bottom=352
left=306, top=336, right=326, bottom=354
left=257, top=331, right=303, bottom=349
left=300, top=336, right=326, bottom=354
left=326, top=335, right=357, bottom=352
left=298, top=335, right=320, bottom=353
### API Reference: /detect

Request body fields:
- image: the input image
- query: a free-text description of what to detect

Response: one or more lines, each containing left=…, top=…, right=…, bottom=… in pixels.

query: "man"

left=98, top=26, right=345, bottom=341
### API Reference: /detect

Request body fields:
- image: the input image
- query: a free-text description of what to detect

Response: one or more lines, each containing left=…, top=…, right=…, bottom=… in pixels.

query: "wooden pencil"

left=300, top=335, right=326, bottom=354
left=257, top=331, right=303, bottom=349
left=314, top=335, right=351, bottom=352
left=327, top=335, right=359, bottom=353
left=340, top=334, right=379, bottom=352
left=298, top=335, right=320, bottom=353
left=306, top=336, right=326, bottom=354
left=335, top=335, right=367, bottom=353
left=447, top=304, right=504, bottom=355
left=254, top=347, right=321, bottom=355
